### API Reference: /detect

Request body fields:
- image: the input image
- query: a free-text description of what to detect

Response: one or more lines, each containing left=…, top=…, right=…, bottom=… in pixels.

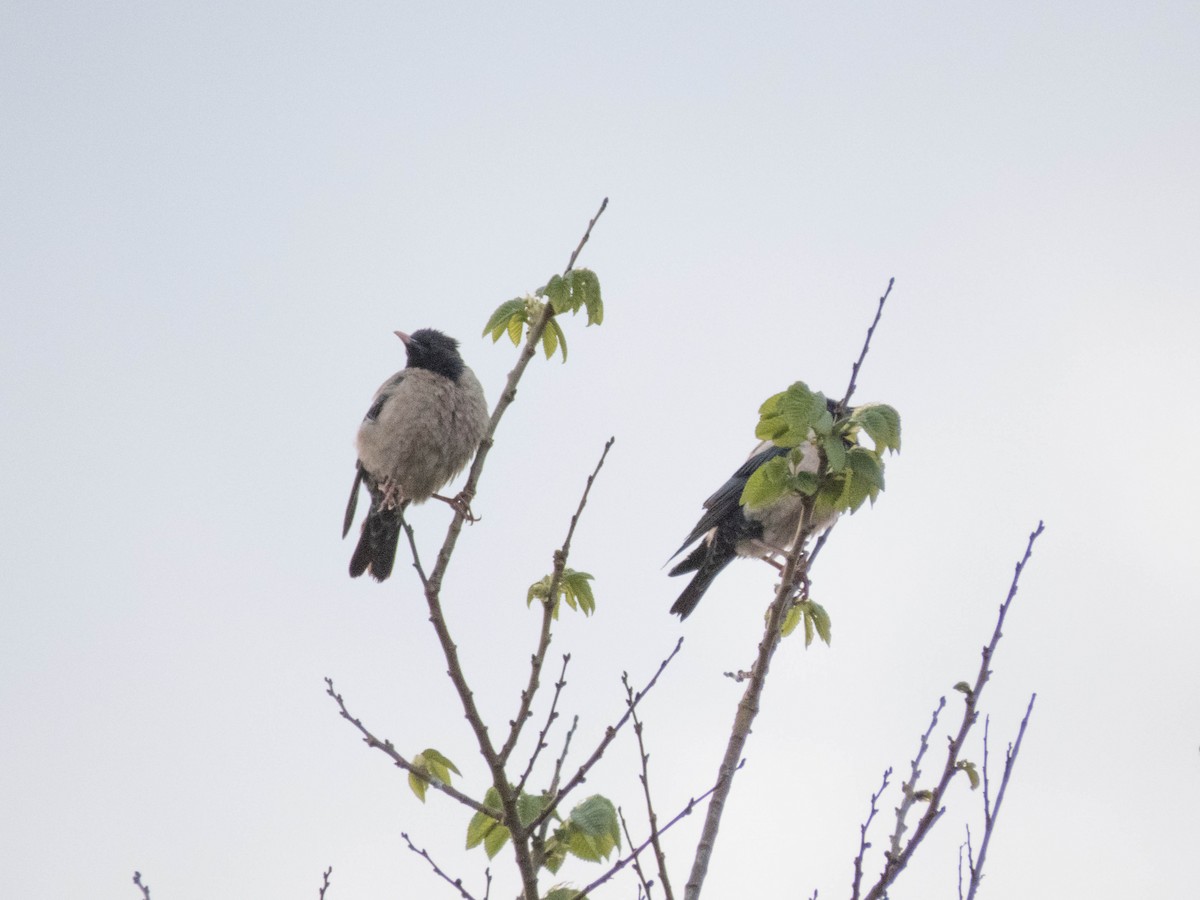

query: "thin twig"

left=958, top=825, right=974, bottom=900
left=863, top=523, right=1044, bottom=900
left=403, top=831, right=480, bottom=900
left=536, top=714, right=581, bottom=847
left=517, top=654, right=572, bottom=793
left=624, top=671, right=675, bottom=900
left=565, top=197, right=609, bottom=273
left=400, top=518, right=431, bottom=588
left=325, top=677, right=491, bottom=816
left=849, top=768, right=892, bottom=900
left=132, top=872, right=151, bottom=900
left=619, top=807, right=656, bottom=899
left=965, top=693, right=1036, bottom=900
left=886, top=699, right=946, bottom=864
left=528, top=638, right=684, bottom=834
left=502, top=437, right=615, bottom=768
left=839, top=278, right=894, bottom=410
left=317, top=866, right=333, bottom=900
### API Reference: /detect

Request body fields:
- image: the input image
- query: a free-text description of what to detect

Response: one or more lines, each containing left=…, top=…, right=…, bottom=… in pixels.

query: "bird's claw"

left=433, top=491, right=481, bottom=524
left=379, top=478, right=405, bottom=511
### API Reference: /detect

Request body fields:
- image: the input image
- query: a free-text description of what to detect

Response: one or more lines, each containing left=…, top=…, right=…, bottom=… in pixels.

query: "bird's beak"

left=394, top=330, right=410, bottom=345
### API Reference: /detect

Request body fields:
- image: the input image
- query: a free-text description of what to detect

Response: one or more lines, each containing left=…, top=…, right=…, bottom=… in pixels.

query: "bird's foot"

left=378, top=478, right=406, bottom=511
left=433, top=490, right=480, bottom=523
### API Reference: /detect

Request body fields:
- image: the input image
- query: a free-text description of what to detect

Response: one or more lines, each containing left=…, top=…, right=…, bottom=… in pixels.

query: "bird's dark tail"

left=668, top=540, right=736, bottom=619
left=349, top=503, right=404, bottom=581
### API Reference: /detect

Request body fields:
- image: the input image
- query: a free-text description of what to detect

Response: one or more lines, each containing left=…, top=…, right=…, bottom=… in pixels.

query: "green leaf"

left=507, top=312, right=525, bottom=347
left=741, top=456, right=791, bottom=509
left=541, top=319, right=558, bottom=359
left=539, top=269, right=604, bottom=325
left=957, top=760, right=981, bottom=790
left=562, top=569, right=596, bottom=616
left=839, top=447, right=885, bottom=513
left=755, top=382, right=825, bottom=448
left=807, top=601, right=832, bottom=645
left=466, top=787, right=509, bottom=857
left=953, top=681, right=973, bottom=696
left=545, top=317, right=568, bottom=361
left=780, top=604, right=802, bottom=637
left=851, top=403, right=902, bottom=454
left=559, top=795, right=620, bottom=863
left=544, top=888, right=579, bottom=900
left=912, top=789, right=934, bottom=802
left=482, top=298, right=527, bottom=343
left=803, top=605, right=814, bottom=646
left=408, top=770, right=427, bottom=802
left=822, top=433, right=847, bottom=473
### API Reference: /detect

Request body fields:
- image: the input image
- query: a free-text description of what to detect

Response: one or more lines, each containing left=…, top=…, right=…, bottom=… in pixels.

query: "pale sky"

left=3, top=3, right=1198, bottom=898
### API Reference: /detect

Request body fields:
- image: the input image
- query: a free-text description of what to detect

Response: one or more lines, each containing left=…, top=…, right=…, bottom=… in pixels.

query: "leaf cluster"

left=780, top=599, right=832, bottom=647
left=466, top=788, right=620, bottom=872
left=741, top=381, right=901, bottom=522
left=528, top=569, right=596, bottom=618
left=407, top=748, right=462, bottom=803
left=482, top=268, right=604, bottom=361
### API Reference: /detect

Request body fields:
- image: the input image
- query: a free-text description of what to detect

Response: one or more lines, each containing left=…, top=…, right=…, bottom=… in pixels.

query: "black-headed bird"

left=343, top=329, right=489, bottom=581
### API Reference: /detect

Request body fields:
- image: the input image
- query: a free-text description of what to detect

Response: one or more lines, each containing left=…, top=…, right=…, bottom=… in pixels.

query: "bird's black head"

left=397, top=328, right=466, bottom=381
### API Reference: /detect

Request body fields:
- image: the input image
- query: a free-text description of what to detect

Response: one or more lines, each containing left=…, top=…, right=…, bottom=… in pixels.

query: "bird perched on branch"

left=668, top=401, right=845, bottom=619
left=343, top=328, right=489, bottom=581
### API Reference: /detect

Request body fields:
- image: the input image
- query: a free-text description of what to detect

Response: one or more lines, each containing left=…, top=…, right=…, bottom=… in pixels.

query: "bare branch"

left=517, top=654, right=572, bottom=793
left=502, top=437, right=615, bottom=767
left=863, top=523, right=1044, bottom=900
left=565, top=197, right=609, bottom=273
left=317, top=866, right=333, bottom=900
left=619, top=806, right=656, bottom=900
left=623, top=671, right=675, bottom=900
left=964, top=693, right=1036, bottom=900
left=850, top=768, right=892, bottom=900
left=839, top=277, right=894, bottom=410
left=887, top=699, right=946, bottom=864
left=324, top=677, right=491, bottom=816
left=529, top=638, right=684, bottom=834
left=403, top=831, right=481, bottom=900
left=132, top=872, right=151, bottom=900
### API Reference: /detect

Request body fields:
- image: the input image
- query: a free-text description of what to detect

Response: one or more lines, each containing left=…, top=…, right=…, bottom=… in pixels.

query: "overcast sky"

left=3, top=2, right=1198, bottom=898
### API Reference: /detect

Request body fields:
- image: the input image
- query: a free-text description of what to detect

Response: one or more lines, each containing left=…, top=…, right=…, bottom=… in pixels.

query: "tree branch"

left=325, top=677, right=492, bottom=816
left=624, top=670, right=675, bottom=900
left=403, top=831, right=481, bottom=900
left=964, top=693, right=1036, bottom=900
left=863, top=523, right=1044, bottom=900
left=528, top=638, right=683, bottom=834
left=849, top=769, right=892, bottom=900
left=502, top=437, right=615, bottom=767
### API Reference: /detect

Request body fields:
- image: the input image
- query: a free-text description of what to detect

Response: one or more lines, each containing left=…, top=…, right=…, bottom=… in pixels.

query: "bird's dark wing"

left=342, top=463, right=365, bottom=538
left=363, top=371, right=407, bottom=421
left=669, top=444, right=787, bottom=559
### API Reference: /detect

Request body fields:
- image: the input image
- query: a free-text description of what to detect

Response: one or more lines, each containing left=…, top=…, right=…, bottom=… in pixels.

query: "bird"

left=343, top=328, right=489, bottom=581
left=667, top=400, right=845, bottom=619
